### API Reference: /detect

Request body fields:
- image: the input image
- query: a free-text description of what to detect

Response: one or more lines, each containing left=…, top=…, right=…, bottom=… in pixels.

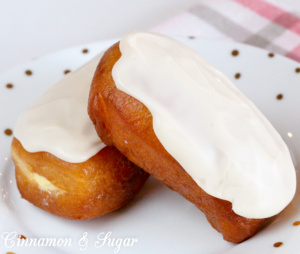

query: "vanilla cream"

left=14, top=53, right=105, bottom=163
left=13, top=151, right=64, bottom=194
left=112, top=32, right=296, bottom=219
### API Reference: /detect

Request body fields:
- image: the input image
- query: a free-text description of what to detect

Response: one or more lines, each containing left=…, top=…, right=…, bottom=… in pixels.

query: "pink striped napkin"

left=151, top=0, right=300, bottom=62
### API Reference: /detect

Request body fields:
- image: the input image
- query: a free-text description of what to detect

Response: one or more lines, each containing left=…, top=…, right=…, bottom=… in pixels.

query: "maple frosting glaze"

left=14, top=53, right=105, bottom=163
left=112, top=32, right=296, bottom=219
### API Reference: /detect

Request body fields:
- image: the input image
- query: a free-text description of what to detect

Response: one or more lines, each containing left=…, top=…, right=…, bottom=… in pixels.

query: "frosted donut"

left=11, top=52, right=148, bottom=220
left=88, top=32, right=296, bottom=242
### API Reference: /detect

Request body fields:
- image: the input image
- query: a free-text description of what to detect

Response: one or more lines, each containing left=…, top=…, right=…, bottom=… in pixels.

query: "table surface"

left=1, top=0, right=300, bottom=74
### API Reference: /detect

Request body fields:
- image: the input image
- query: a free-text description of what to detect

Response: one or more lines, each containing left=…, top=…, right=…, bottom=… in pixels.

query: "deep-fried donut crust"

left=11, top=137, right=149, bottom=220
left=88, top=42, right=267, bottom=242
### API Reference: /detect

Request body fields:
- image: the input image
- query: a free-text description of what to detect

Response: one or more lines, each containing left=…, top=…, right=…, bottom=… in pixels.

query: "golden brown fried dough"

left=11, top=137, right=149, bottom=220
left=88, top=42, right=267, bottom=242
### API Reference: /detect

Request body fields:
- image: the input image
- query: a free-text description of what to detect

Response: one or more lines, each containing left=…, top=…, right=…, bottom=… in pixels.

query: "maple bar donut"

left=11, top=53, right=149, bottom=220
left=88, top=32, right=296, bottom=242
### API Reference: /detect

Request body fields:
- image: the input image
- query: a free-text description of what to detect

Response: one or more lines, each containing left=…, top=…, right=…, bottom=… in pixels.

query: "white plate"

left=0, top=38, right=299, bottom=254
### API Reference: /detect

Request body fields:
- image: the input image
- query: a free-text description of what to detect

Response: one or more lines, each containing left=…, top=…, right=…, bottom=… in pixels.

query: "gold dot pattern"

left=0, top=42, right=299, bottom=251
left=235, top=73, right=241, bottom=79
left=293, top=221, right=300, bottom=226
left=232, top=50, right=239, bottom=56
left=4, top=129, right=13, bottom=136
left=277, top=94, right=283, bottom=100
left=268, top=53, right=274, bottom=58
left=25, top=70, right=32, bottom=76
left=273, top=242, right=283, bottom=248
left=18, top=234, right=27, bottom=240
left=188, top=36, right=195, bottom=39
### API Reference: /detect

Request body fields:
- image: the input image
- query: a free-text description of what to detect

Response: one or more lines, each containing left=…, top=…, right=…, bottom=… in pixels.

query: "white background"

left=0, top=0, right=300, bottom=74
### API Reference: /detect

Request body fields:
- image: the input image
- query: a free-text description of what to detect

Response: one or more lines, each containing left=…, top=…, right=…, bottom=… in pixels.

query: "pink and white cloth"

left=151, top=0, right=300, bottom=62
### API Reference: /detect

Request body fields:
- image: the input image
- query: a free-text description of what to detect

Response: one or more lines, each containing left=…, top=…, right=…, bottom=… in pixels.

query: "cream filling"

left=112, top=32, right=296, bottom=219
left=12, top=151, right=63, bottom=194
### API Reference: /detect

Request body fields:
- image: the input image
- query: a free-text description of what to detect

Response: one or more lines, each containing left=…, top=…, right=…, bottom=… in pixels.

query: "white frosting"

left=112, top=32, right=296, bottom=219
left=14, top=53, right=105, bottom=163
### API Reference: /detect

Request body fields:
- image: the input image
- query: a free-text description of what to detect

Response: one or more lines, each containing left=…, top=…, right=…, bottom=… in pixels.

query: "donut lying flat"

left=88, top=42, right=266, bottom=243
left=11, top=137, right=149, bottom=220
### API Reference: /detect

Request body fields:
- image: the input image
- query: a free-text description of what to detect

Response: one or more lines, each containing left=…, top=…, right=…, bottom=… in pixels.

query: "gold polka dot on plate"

left=25, top=70, right=33, bottom=76
left=188, top=36, right=195, bottom=39
left=268, top=53, right=274, bottom=58
left=6, top=252, right=16, bottom=254
left=64, top=69, right=71, bottom=75
left=231, top=50, right=239, bottom=56
left=82, top=49, right=89, bottom=54
left=4, top=129, right=13, bottom=136
left=18, top=234, right=27, bottom=240
left=293, top=221, right=300, bottom=226
left=276, top=94, right=283, bottom=100
left=273, top=242, right=283, bottom=248
left=6, top=83, right=13, bottom=89
left=296, top=67, right=300, bottom=73
left=235, top=73, right=241, bottom=79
